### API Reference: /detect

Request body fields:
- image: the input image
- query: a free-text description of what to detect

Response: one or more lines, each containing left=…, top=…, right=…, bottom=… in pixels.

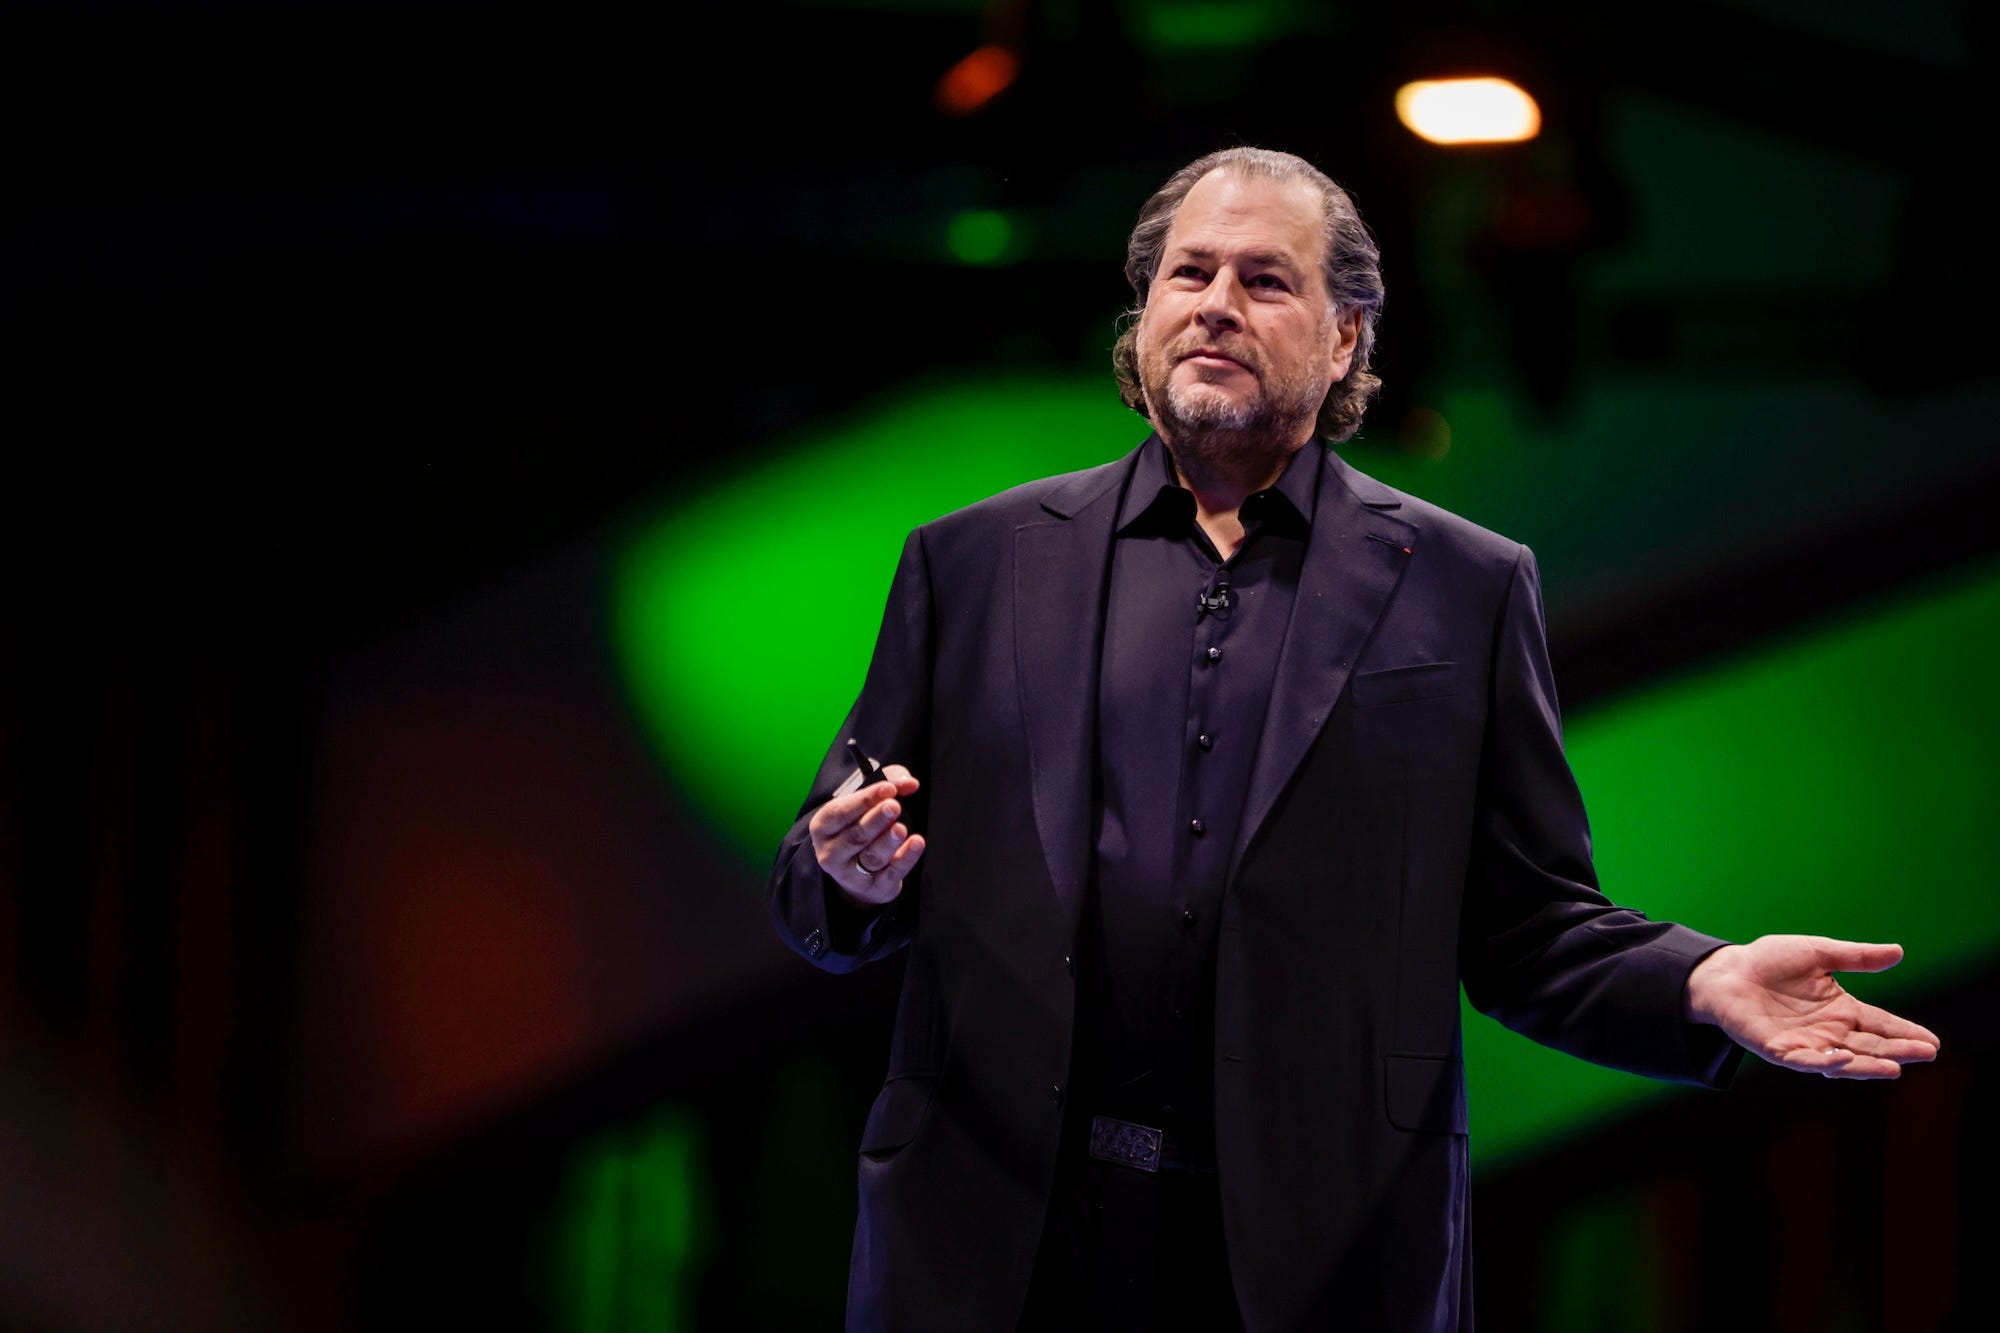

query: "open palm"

left=1686, top=934, right=1941, bottom=1080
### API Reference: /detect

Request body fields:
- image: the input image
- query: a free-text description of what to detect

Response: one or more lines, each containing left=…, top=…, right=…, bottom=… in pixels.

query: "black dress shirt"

left=1076, top=434, right=1319, bottom=1145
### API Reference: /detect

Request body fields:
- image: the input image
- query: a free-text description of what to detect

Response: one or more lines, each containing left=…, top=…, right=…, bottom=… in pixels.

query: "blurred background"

left=6, top=0, right=1997, bottom=1328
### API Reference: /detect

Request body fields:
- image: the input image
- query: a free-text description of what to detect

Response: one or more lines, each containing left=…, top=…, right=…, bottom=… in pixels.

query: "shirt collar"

left=1115, top=433, right=1322, bottom=538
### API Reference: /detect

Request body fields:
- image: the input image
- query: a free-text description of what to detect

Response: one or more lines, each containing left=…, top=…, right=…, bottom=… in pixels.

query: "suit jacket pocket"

left=1351, top=661, right=1458, bottom=707
left=859, top=1074, right=938, bottom=1158
left=1384, top=1054, right=1468, bottom=1134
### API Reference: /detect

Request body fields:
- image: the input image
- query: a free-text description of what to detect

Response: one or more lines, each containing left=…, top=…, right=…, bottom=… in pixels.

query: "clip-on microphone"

left=1196, top=572, right=1232, bottom=619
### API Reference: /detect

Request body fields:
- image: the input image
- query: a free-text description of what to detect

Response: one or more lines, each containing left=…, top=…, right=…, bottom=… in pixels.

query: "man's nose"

left=1196, top=270, right=1245, bottom=332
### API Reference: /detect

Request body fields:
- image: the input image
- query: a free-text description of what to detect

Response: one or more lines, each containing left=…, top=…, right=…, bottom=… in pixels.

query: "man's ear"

left=1327, top=305, right=1363, bottom=381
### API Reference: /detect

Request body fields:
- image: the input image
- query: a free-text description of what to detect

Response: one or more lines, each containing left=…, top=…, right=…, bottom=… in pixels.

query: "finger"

left=1839, top=1031, right=1938, bottom=1063
left=1814, top=939, right=1904, bottom=974
left=881, top=763, right=922, bottom=795
left=854, top=822, right=909, bottom=874
left=811, top=795, right=899, bottom=865
left=840, top=797, right=902, bottom=852
left=1819, top=1053, right=1904, bottom=1080
left=876, top=832, right=926, bottom=887
left=1849, top=1001, right=1940, bottom=1048
left=809, top=781, right=899, bottom=839
left=1772, top=1045, right=1857, bottom=1074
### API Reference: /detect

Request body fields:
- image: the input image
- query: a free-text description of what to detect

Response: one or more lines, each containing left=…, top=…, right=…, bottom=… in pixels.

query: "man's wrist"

left=1684, top=944, right=1742, bottom=1025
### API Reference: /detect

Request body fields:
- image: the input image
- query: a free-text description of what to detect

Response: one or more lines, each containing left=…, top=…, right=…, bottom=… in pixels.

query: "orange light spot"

left=936, top=45, right=1020, bottom=116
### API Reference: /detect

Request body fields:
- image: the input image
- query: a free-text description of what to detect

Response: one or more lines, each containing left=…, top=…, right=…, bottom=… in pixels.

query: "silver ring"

left=854, top=855, right=884, bottom=876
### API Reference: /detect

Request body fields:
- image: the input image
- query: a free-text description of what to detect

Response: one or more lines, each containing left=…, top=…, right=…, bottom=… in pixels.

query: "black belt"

left=1087, top=1114, right=1216, bottom=1175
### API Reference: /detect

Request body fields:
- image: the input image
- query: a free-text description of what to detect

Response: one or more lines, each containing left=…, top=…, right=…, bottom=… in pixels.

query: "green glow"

left=611, top=374, right=2000, bottom=1166
left=553, top=1109, right=709, bottom=1333
left=946, top=209, right=1016, bottom=265
left=1467, top=560, right=2000, bottom=1166
left=611, top=377, right=1140, bottom=861
left=1544, top=1187, right=1667, bottom=1332
left=1130, top=0, right=1302, bottom=49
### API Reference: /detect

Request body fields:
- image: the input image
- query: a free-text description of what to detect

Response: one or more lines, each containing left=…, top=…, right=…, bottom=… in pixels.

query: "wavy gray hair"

left=1111, top=147, right=1385, bottom=443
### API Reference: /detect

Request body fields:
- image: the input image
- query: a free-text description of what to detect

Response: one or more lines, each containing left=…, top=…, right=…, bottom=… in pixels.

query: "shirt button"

left=1063, top=953, right=1074, bottom=976
left=1051, top=1084, right=1065, bottom=1107
left=1189, top=818, right=1206, bottom=836
left=1207, top=646, right=1223, bottom=663
left=1197, top=732, right=1214, bottom=750
left=1183, top=908, right=1197, bottom=927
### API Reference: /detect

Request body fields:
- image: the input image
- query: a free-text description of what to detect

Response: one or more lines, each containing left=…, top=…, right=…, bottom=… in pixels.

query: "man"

left=766, top=148, right=1939, bottom=1332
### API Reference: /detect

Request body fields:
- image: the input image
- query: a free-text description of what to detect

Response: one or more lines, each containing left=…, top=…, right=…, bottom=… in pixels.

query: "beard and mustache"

left=1138, top=332, right=1329, bottom=478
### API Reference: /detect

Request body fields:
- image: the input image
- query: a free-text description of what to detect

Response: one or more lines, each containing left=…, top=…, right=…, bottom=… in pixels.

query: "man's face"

left=1135, top=171, right=1360, bottom=450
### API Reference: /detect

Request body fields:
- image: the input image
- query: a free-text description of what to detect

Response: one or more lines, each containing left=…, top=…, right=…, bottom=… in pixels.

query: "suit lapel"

left=1014, top=448, right=1134, bottom=925
left=1229, top=448, right=1418, bottom=875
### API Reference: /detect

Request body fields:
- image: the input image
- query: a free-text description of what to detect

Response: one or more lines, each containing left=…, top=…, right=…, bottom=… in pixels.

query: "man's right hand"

left=811, top=764, right=926, bottom=906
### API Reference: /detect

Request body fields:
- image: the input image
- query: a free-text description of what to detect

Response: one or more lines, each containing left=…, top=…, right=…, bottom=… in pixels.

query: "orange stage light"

left=936, top=45, right=1021, bottom=116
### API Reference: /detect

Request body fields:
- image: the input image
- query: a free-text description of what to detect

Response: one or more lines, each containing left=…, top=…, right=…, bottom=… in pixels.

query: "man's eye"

left=1172, top=265, right=1206, bottom=280
left=1250, top=274, right=1286, bottom=289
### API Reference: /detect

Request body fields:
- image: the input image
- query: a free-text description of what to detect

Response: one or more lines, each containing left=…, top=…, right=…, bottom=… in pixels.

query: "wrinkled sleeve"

left=1459, top=543, right=1744, bottom=1089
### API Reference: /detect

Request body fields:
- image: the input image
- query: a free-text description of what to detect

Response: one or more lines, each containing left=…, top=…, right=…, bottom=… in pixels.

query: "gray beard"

left=1153, top=377, right=1317, bottom=480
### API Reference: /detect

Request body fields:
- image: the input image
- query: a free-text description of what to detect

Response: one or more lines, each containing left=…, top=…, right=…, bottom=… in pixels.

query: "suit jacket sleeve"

left=1459, top=544, right=1744, bottom=1089
left=766, top=527, right=934, bottom=974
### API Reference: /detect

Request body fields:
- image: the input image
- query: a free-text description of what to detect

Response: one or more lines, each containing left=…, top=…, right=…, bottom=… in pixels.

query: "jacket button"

left=1197, top=732, right=1214, bottom=750
left=1182, top=909, right=1196, bottom=927
left=1207, top=647, right=1223, bottom=663
left=1189, top=817, right=1205, bottom=836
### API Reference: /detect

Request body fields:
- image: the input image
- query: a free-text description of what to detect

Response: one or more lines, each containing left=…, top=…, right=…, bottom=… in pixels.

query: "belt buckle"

left=1088, top=1115, right=1163, bottom=1173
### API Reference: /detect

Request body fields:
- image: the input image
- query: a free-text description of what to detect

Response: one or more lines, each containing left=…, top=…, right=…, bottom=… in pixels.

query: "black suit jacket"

left=769, top=439, right=1742, bottom=1332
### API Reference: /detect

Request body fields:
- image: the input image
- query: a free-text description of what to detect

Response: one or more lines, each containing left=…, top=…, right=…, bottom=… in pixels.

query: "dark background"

left=6, top=0, right=1997, bottom=1328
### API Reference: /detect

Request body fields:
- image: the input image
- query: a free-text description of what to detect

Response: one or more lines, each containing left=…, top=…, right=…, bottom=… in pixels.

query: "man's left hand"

left=1685, top=935, right=1941, bottom=1079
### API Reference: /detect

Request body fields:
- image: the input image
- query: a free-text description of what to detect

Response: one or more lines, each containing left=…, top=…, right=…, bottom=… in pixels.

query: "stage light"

left=935, top=45, right=1019, bottom=116
left=946, top=209, right=1014, bottom=265
left=1395, top=76, right=1541, bottom=145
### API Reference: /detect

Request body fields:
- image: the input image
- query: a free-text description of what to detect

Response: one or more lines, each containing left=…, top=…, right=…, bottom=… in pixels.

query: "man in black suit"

left=767, top=147, right=1939, bottom=1332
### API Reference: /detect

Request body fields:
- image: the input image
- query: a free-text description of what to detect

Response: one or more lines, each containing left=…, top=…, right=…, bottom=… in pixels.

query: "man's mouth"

left=1180, top=347, right=1252, bottom=372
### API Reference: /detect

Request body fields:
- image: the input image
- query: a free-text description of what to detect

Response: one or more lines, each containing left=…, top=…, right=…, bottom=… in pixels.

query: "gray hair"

left=1111, top=147, right=1385, bottom=443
